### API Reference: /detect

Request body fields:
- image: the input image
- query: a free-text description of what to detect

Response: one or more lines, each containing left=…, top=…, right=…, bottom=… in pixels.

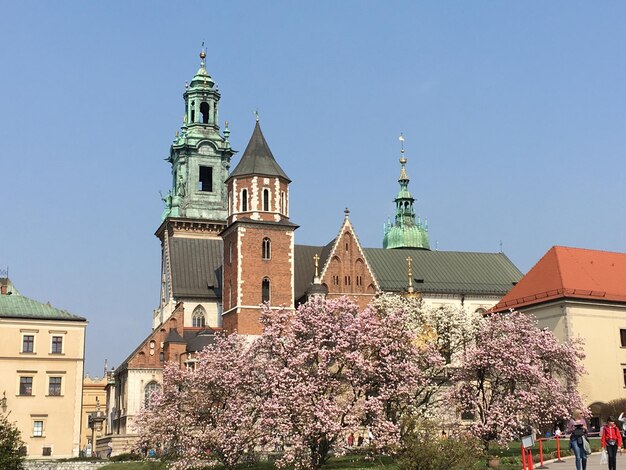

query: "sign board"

left=521, top=434, right=534, bottom=449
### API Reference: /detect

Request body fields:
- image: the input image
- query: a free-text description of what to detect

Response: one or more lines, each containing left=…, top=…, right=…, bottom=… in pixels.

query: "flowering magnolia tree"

left=135, top=333, right=265, bottom=469
left=449, top=310, right=586, bottom=452
left=253, top=296, right=430, bottom=469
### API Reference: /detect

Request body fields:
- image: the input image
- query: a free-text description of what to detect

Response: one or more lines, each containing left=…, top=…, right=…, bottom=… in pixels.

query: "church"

left=101, top=50, right=522, bottom=453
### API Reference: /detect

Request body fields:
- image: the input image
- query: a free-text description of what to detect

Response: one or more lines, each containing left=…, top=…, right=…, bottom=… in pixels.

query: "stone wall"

left=24, top=462, right=111, bottom=470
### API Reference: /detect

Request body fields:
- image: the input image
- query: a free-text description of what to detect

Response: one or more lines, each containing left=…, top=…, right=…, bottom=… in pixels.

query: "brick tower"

left=221, top=120, right=297, bottom=334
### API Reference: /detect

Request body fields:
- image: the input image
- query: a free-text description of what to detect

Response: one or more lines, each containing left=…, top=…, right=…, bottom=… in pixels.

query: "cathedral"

left=103, top=51, right=522, bottom=452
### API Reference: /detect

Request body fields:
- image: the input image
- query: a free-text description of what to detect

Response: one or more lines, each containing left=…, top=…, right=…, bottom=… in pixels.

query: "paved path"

left=539, top=451, right=626, bottom=470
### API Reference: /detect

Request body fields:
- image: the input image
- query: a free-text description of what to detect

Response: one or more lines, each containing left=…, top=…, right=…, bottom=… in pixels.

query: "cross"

left=313, top=254, right=320, bottom=277
left=406, top=256, right=413, bottom=291
left=254, top=109, right=260, bottom=122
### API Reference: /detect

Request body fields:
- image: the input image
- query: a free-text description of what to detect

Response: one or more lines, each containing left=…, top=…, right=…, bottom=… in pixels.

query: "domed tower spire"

left=383, top=134, right=430, bottom=250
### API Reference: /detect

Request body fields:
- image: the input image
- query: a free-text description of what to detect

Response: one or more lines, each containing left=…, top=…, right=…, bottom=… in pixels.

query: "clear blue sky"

left=1, top=2, right=625, bottom=376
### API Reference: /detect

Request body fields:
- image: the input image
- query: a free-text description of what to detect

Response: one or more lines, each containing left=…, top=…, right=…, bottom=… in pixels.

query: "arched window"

left=144, top=381, right=161, bottom=405
left=200, top=102, right=210, bottom=124
left=280, top=191, right=286, bottom=215
left=192, top=305, right=206, bottom=327
left=190, top=101, right=195, bottom=123
left=262, top=278, right=270, bottom=303
left=263, top=188, right=270, bottom=211
left=241, top=189, right=248, bottom=212
left=262, top=238, right=271, bottom=260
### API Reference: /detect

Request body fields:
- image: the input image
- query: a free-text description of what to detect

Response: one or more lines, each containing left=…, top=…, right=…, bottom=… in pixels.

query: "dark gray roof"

left=227, top=122, right=291, bottom=182
left=294, top=242, right=334, bottom=302
left=164, top=328, right=185, bottom=343
left=184, top=330, right=217, bottom=352
left=364, top=248, right=522, bottom=295
left=170, top=238, right=222, bottom=299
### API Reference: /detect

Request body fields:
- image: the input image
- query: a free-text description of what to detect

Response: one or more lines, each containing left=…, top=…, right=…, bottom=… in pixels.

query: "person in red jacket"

left=602, top=416, right=623, bottom=470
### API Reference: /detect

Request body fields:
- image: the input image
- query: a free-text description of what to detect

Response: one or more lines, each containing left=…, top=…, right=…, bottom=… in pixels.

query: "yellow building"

left=80, top=375, right=107, bottom=454
left=0, top=277, right=87, bottom=459
left=492, top=246, right=626, bottom=431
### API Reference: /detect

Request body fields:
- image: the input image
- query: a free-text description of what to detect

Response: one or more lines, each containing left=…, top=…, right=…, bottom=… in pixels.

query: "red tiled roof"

left=491, top=246, right=626, bottom=312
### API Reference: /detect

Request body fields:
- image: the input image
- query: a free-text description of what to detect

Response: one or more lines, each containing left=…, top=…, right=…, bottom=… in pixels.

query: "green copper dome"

left=383, top=148, right=430, bottom=250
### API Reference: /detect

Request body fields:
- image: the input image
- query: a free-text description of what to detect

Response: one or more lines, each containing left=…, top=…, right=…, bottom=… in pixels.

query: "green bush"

left=397, top=419, right=483, bottom=470
left=0, top=413, right=24, bottom=470
left=110, top=452, right=142, bottom=462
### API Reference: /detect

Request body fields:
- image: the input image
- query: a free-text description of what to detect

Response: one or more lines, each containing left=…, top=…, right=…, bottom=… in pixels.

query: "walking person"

left=570, top=419, right=589, bottom=470
left=602, top=416, right=623, bottom=470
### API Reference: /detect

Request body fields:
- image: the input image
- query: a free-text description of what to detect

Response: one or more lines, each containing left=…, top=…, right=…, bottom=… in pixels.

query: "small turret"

left=383, top=134, right=430, bottom=250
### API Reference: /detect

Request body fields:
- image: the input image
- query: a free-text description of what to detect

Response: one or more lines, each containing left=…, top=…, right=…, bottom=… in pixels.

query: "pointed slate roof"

left=227, top=122, right=291, bottom=182
left=492, top=246, right=626, bottom=311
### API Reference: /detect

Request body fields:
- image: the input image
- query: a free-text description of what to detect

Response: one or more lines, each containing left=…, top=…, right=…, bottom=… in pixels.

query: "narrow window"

left=192, top=305, right=206, bottom=327
left=159, top=352, right=164, bottom=362
left=198, top=166, right=213, bottom=192
left=241, top=189, right=248, bottom=212
left=33, top=421, right=44, bottom=437
left=20, top=377, right=33, bottom=396
left=280, top=191, right=286, bottom=214
left=200, top=102, right=210, bottom=124
left=228, top=191, right=232, bottom=216
left=263, top=188, right=270, bottom=211
left=22, top=335, right=34, bottom=353
left=623, top=367, right=626, bottom=387
left=262, top=278, right=270, bottom=303
left=48, top=377, right=62, bottom=396
left=228, top=242, right=233, bottom=265
left=621, top=329, right=626, bottom=348
left=190, top=101, right=195, bottom=123
left=262, top=238, right=271, bottom=260
left=144, top=381, right=161, bottom=406
left=51, top=336, right=63, bottom=354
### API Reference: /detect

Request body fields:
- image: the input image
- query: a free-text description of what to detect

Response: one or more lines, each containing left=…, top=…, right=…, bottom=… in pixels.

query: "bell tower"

left=221, top=120, right=297, bottom=335
left=154, top=48, right=234, bottom=328
left=383, top=134, right=430, bottom=250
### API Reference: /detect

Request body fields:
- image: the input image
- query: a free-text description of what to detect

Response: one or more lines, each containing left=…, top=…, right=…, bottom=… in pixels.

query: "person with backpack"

left=602, top=416, right=623, bottom=470
left=570, top=419, right=589, bottom=470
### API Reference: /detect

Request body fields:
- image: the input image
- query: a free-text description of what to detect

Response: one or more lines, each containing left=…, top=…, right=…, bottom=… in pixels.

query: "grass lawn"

left=98, top=455, right=397, bottom=470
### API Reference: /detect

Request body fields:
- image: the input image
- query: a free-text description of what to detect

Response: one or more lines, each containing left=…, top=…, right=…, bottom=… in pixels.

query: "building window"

left=621, top=329, right=626, bottom=348
left=159, top=351, right=164, bottom=362
left=262, top=238, right=271, bottom=260
left=42, top=446, right=52, bottom=456
left=48, top=377, right=62, bottom=396
left=144, top=381, right=161, bottom=406
left=22, top=335, right=34, bottom=353
left=198, top=166, right=213, bottom=192
left=192, top=305, right=206, bottom=327
left=20, top=377, right=33, bottom=396
left=332, top=275, right=339, bottom=286
left=228, top=242, right=233, bottom=265
left=263, top=189, right=270, bottom=211
left=190, top=100, right=195, bottom=123
left=241, top=189, right=248, bottom=212
left=262, top=278, right=270, bottom=303
left=51, top=336, right=63, bottom=354
left=280, top=191, right=286, bottom=214
left=33, top=421, right=44, bottom=437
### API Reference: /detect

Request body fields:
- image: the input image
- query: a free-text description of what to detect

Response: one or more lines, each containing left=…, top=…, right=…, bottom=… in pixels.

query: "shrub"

left=397, top=419, right=483, bottom=470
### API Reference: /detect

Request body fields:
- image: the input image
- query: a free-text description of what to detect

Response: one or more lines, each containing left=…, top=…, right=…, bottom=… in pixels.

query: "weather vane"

left=399, top=133, right=405, bottom=154
left=254, top=109, right=260, bottom=122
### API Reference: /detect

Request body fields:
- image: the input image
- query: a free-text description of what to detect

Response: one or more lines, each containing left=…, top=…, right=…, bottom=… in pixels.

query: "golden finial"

left=225, top=120, right=229, bottom=129
left=407, top=256, right=413, bottom=292
left=399, top=133, right=407, bottom=165
left=313, top=254, right=320, bottom=277
left=200, top=42, right=206, bottom=68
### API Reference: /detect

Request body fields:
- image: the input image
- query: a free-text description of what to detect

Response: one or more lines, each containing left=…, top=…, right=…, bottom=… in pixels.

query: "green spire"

left=383, top=135, right=430, bottom=250
left=162, top=48, right=234, bottom=221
